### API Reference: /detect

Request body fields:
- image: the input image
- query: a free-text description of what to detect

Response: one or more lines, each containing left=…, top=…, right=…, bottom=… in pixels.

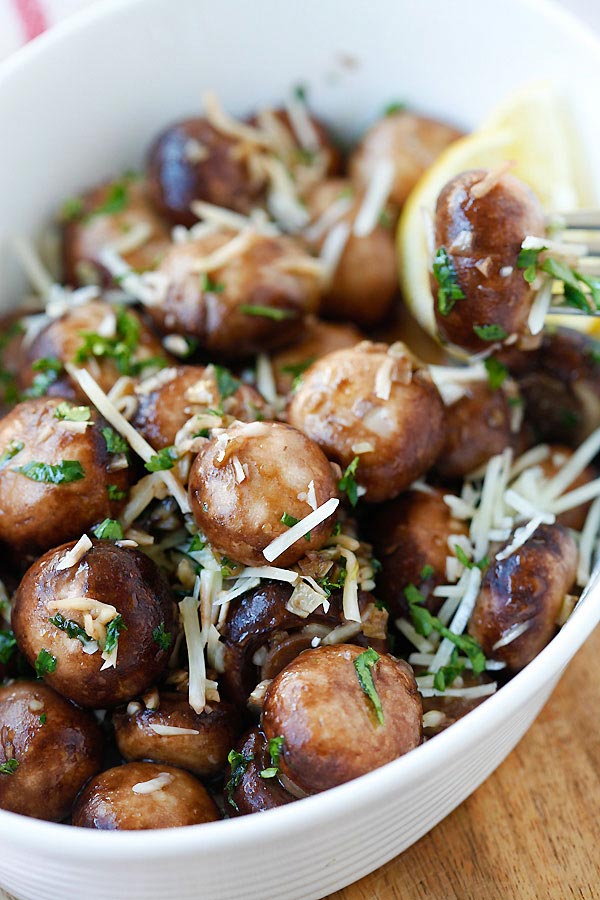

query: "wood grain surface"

left=331, top=625, right=600, bottom=900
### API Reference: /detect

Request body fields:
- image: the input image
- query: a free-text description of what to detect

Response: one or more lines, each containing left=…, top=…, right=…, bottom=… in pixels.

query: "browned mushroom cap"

left=304, top=178, right=397, bottom=327
left=262, top=644, right=422, bottom=794
left=270, top=317, right=363, bottom=397
left=537, top=445, right=598, bottom=531
left=72, top=762, right=220, bottom=829
left=0, top=681, right=102, bottom=821
left=436, top=381, right=520, bottom=480
left=219, top=581, right=387, bottom=707
left=188, top=421, right=338, bottom=567
left=62, top=176, right=171, bottom=287
left=287, top=341, right=445, bottom=502
left=133, top=364, right=271, bottom=450
left=469, top=523, right=578, bottom=671
left=146, top=117, right=268, bottom=226
left=113, top=693, right=241, bottom=778
left=349, top=109, right=463, bottom=208
left=0, top=398, right=129, bottom=557
left=146, top=231, right=322, bottom=358
left=12, top=540, right=175, bottom=708
left=369, top=488, right=468, bottom=619
left=17, top=301, right=167, bottom=402
left=503, top=328, right=600, bottom=446
left=433, top=169, right=545, bottom=353
left=225, top=727, right=295, bottom=817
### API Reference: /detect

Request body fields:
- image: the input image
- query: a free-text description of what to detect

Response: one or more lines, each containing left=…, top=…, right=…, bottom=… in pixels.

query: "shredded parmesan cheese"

left=66, top=365, right=190, bottom=514
left=262, top=497, right=339, bottom=562
left=56, top=534, right=92, bottom=571
left=353, top=160, right=394, bottom=238
left=132, top=772, right=175, bottom=795
left=148, top=724, right=200, bottom=737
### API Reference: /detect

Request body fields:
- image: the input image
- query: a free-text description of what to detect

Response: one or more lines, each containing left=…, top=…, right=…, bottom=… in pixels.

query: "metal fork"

left=545, top=211, right=600, bottom=317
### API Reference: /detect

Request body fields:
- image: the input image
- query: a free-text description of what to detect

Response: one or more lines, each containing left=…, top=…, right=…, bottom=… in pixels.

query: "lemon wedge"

left=397, top=81, right=598, bottom=341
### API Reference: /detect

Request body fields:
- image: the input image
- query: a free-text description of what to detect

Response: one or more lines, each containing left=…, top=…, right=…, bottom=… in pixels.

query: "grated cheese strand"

left=66, top=365, right=190, bottom=514
left=148, top=724, right=201, bottom=737
left=56, top=534, right=92, bottom=571
left=353, top=160, right=395, bottom=238
left=262, top=497, right=339, bottom=562
left=131, top=772, right=175, bottom=794
left=179, top=596, right=206, bottom=715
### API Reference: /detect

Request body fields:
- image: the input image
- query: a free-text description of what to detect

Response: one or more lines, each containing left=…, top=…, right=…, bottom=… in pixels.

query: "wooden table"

left=331, top=625, right=600, bottom=900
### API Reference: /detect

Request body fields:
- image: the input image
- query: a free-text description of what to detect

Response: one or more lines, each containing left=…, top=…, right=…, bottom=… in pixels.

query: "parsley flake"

left=484, top=356, right=508, bottom=390
left=15, top=460, right=85, bottom=484
left=225, top=749, right=253, bottom=810
left=102, top=427, right=129, bottom=455
left=239, top=305, right=296, bottom=321
left=24, top=357, right=63, bottom=399
left=432, top=247, right=465, bottom=316
left=473, top=324, right=508, bottom=342
left=86, top=180, right=130, bottom=220
left=338, top=456, right=360, bottom=507
left=35, top=649, right=57, bottom=679
left=0, top=440, right=23, bottom=469
left=49, top=613, right=95, bottom=648
left=92, top=518, right=124, bottom=540
left=200, top=273, right=225, bottom=294
left=212, top=365, right=240, bottom=400
left=0, top=759, right=18, bottom=775
left=0, top=630, right=17, bottom=665
left=145, top=446, right=178, bottom=472
left=152, top=623, right=173, bottom=652
left=39, top=713, right=47, bottom=726
left=54, top=402, right=91, bottom=422
left=354, top=648, right=385, bottom=725
left=107, top=484, right=127, bottom=501
left=104, top=614, right=127, bottom=655
left=260, top=735, right=285, bottom=779
left=420, top=564, right=435, bottom=580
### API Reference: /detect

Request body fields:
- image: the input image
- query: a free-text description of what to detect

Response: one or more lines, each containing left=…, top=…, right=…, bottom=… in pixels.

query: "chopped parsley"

left=102, top=427, right=129, bottom=455
left=280, top=512, right=300, bottom=527
left=484, top=356, right=508, bottom=390
left=189, top=533, right=206, bottom=553
left=420, top=564, right=435, bottom=580
left=200, top=273, right=225, bottom=294
left=383, top=100, right=406, bottom=116
left=454, top=546, right=489, bottom=572
left=35, top=649, right=57, bottom=679
left=49, top=613, right=95, bottom=648
left=280, top=357, right=315, bottom=391
left=0, top=759, right=18, bottom=775
left=338, top=456, right=360, bottom=507
left=0, top=440, right=24, bottom=469
left=225, top=749, right=253, bottom=810
left=0, top=630, right=17, bottom=665
left=239, top=305, right=296, bottom=321
left=404, top=584, right=487, bottom=675
left=517, top=246, right=600, bottom=313
left=433, top=648, right=465, bottom=692
left=472, top=324, right=508, bottom=342
left=432, top=247, right=465, bottom=316
left=354, top=648, right=385, bottom=725
left=152, top=623, right=173, bottom=652
left=107, top=484, right=127, bottom=501
left=104, top=614, right=127, bottom=655
left=39, top=713, right=47, bottom=726
left=54, top=402, right=91, bottom=422
left=260, top=735, right=285, bottom=779
left=86, top=179, right=130, bottom=220
left=213, top=365, right=240, bottom=400
left=318, top=565, right=347, bottom=597
left=24, top=357, right=63, bottom=398
left=145, top=446, right=178, bottom=472
left=59, top=195, right=84, bottom=222
left=15, top=460, right=85, bottom=484
left=75, top=307, right=165, bottom=376
left=92, top=518, right=124, bottom=540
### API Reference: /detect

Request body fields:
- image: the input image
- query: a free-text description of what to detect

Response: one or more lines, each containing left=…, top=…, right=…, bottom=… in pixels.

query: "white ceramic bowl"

left=1, top=1, right=600, bottom=898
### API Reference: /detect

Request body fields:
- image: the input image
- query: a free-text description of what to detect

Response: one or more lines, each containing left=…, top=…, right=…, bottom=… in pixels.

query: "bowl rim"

left=0, top=0, right=599, bottom=860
